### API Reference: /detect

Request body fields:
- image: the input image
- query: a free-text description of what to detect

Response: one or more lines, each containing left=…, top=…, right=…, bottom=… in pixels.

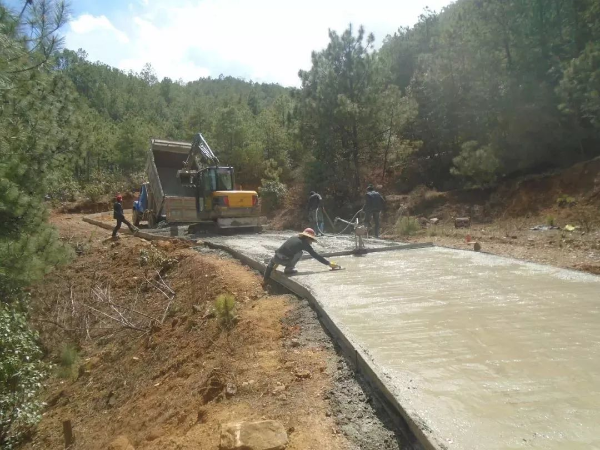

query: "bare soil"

left=24, top=214, right=409, bottom=450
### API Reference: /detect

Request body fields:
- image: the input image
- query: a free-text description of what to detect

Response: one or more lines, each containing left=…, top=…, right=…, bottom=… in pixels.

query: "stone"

left=225, top=383, right=237, bottom=398
left=220, top=420, right=288, bottom=450
left=145, top=428, right=162, bottom=441
left=454, top=217, right=471, bottom=228
left=107, top=436, right=135, bottom=450
left=430, top=217, right=440, bottom=225
left=290, top=339, right=301, bottom=348
left=294, top=369, right=311, bottom=379
left=272, top=383, right=286, bottom=395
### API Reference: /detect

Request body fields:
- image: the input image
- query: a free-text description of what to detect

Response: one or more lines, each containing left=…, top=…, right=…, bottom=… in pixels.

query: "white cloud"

left=70, top=14, right=129, bottom=44
left=64, top=0, right=455, bottom=86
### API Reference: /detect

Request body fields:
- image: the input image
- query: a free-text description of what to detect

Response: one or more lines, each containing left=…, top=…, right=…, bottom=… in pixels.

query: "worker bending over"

left=307, top=190, right=325, bottom=236
left=363, top=184, right=385, bottom=238
left=112, top=194, right=138, bottom=238
left=263, top=228, right=338, bottom=285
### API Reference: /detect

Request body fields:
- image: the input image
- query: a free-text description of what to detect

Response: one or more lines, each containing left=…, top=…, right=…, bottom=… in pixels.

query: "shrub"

left=56, top=344, right=79, bottom=379
left=556, top=194, right=576, bottom=208
left=0, top=306, right=48, bottom=448
left=214, top=294, right=237, bottom=330
left=259, top=159, right=287, bottom=212
left=546, top=215, right=556, bottom=227
left=450, top=141, right=501, bottom=186
left=259, top=180, right=288, bottom=212
left=46, top=175, right=80, bottom=202
left=395, top=216, right=420, bottom=236
left=83, top=183, right=104, bottom=203
left=573, top=205, right=599, bottom=232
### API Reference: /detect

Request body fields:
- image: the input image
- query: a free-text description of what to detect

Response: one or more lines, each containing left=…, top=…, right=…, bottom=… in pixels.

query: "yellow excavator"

left=132, top=134, right=262, bottom=231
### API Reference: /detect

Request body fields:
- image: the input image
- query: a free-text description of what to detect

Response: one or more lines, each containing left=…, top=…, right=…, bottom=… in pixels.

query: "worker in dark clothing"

left=112, top=194, right=138, bottom=238
left=307, top=191, right=325, bottom=236
left=363, top=184, right=385, bottom=238
left=263, top=228, right=339, bottom=285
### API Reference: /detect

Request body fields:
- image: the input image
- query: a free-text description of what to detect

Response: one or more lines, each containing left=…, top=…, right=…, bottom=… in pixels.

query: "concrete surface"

left=201, top=236, right=600, bottom=450
left=197, top=231, right=404, bottom=260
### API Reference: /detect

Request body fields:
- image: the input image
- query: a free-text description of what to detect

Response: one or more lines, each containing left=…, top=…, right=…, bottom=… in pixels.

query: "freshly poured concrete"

left=204, top=236, right=600, bottom=449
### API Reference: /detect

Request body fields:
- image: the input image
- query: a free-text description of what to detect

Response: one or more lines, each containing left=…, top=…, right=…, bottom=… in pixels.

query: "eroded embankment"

left=24, top=214, right=408, bottom=450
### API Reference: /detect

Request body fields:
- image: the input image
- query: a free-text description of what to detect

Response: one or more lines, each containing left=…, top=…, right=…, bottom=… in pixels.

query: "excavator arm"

left=178, top=132, right=219, bottom=187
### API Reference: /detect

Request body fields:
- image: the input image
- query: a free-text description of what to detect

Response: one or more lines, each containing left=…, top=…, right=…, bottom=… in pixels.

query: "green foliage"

left=395, top=216, right=420, bottom=237
left=556, top=194, right=576, bottom=208
left=1, top=1, right=73, bottom=299
left=56, top=344, right=79, bottom=379
left=375, top=0, right=600, bottom=191
left=259, top=160, right=288, bottom=211
left=139, top=246, right=177, bottom=272
left=296, top=25, right=382, bottom=201
left=451, top=142, right=501, bottom=187
left=0, top=4, right=72, bottom=446
left=83, top=184, right=104, bottom=203
left=214, top=294, right=236, bottom=329
left=546, top=215, right=556, bottom=227
left=558, top=42, right=600, bottom=129
left=0, top=305, right=48, bottom=448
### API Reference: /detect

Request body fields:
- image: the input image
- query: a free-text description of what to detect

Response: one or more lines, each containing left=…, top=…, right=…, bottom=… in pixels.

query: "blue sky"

left=9, top=0, right=455, bottom=86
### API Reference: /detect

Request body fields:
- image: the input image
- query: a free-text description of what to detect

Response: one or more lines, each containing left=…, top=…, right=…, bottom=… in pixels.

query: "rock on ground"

left=107, top=436, right=135, bottom=450
left=220, top=420, right=288, bottom=450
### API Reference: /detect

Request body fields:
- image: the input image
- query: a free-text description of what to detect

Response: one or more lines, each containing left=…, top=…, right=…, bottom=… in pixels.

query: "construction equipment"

left=132, top=135, right=262, bottom=231
left=334, top=216, right=368, bottom=254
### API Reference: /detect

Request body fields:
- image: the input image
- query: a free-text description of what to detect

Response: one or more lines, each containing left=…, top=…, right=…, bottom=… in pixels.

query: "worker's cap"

left=116, top=194, right=123, bottom=201
left=298, top=227, right=317, bottom=241
left=366, top=184, right=374, bottom=191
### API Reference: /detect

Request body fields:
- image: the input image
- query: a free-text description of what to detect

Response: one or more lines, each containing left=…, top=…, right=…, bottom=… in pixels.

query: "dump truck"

left=132, top=135, right=262, bottom=231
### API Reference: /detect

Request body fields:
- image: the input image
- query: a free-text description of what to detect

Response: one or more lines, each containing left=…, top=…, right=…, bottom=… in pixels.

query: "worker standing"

left=307, top=191, right=325, bottom=236
left=112, top=194, right=138, bottom=238
left=363, top=184, right=385, bottom=238
left=263, top=228, right=339, bottom=285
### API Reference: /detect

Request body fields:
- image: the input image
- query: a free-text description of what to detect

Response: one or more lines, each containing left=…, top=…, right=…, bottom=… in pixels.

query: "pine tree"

left=0, top=2, right=72, bottom=446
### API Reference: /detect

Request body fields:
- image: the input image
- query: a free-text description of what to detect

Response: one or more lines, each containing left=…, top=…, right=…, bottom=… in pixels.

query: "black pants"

left=364, top=210, right=381, bottom=238
left=112, top=216, right=135, bottom=237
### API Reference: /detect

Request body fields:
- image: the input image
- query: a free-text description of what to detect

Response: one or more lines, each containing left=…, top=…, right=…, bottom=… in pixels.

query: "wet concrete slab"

left=201, top=236, right=600, bottom=450
left=196, top=231, right=403, bottom=261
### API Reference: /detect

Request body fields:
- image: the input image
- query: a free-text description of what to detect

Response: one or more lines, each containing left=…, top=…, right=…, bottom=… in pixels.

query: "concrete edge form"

left=203, top=240, right=445, bottom=450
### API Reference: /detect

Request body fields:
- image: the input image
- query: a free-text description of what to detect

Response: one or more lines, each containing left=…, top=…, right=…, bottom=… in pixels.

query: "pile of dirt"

left=25, top=215, right=411, bottom=450
left=59, top=192, right=137, bottom=214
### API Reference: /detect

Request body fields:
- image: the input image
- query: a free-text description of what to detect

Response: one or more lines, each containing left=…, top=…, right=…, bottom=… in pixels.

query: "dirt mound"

left=60, top=192, right=137, bottom=214
left=25, top=216, right=346, bottom=450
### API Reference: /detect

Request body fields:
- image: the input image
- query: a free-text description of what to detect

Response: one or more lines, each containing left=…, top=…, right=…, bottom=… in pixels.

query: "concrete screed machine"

left=133, top=133, right=262, bottom=231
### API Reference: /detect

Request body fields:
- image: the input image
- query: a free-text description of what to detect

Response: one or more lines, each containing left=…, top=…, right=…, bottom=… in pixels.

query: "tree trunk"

left=382, top=106, right=395, bottom=185
left=351, top=123, right=360, bottom=194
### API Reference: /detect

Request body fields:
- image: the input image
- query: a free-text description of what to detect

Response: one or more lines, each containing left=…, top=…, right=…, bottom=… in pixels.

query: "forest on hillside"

left=1, top=0, right=600, bottom=445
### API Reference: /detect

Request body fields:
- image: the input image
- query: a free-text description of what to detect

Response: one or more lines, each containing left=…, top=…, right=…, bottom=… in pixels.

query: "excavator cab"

left=176, top=133, right=260, bottom=230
